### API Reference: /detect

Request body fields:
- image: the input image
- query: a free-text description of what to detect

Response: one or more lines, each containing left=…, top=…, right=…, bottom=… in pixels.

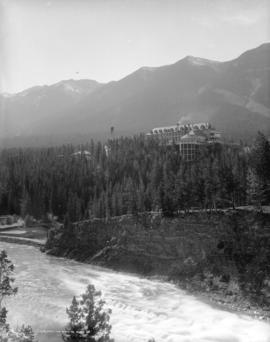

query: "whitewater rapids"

left=1, top=242, right=270, bottom=342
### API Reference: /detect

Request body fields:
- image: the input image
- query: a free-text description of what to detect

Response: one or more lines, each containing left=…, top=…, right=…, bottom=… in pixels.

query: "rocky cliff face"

left=45, top=210, right=270, bottom=314
left=46, top=211, right=269, bottom=274
left=46, top=213, right=219, bottom=268
left=89, top=213, right=223, bottom=274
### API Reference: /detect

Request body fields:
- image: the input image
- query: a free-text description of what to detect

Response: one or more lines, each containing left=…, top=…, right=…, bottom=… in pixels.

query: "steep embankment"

left=46, top=212, right=222, bottom=271
left=45, top=210, right=270, bottom=315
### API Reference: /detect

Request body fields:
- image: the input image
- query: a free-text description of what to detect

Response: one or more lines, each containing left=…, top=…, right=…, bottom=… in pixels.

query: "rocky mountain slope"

left=1, top=79, right=102, bottom=138
left=2, top=43, right=270, bottom=143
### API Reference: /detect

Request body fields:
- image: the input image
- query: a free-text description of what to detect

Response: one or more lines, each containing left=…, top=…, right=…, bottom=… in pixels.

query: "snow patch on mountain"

left=186, top=56, right=220, bottom=66
left=63, top=83, right=81, bottom=93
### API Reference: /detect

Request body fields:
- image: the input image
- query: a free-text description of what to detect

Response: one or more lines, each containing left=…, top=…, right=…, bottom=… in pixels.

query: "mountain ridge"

left=2, top=43, right=270, bottom=144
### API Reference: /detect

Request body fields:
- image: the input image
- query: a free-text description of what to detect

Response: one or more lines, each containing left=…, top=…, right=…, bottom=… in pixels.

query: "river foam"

left=1, top=242, right=270, bottom=342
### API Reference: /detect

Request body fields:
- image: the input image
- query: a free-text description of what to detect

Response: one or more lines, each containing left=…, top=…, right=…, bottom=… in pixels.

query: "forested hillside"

left=0, top=133, right=269, bottom=221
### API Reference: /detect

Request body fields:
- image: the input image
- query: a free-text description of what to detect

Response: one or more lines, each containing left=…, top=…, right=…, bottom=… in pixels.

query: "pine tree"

left=0, top=250, right=17, bottom=337
left=252, top=132, right=270, bottom=183
left=0, top=251, right=18, bottom=311
left=0, top=251, right=36, bottom=342
left=20, top=190, right=31, bottom=219
left=63, top=284, right=113, bottom=342
left=250, top=132, right=270, bottom=205
left=63, top=296, right=84, bottom=341
left=16, top=325, right=36, bottom=342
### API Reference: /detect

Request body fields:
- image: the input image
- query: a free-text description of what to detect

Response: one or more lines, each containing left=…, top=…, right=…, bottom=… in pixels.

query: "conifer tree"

left=251, top=132, right=270, bottom=205
left=0, top=251, right=18, bottom=312
left=0, top=251, right=36, bottom=342
left=63, top=285, right=113, bottom=342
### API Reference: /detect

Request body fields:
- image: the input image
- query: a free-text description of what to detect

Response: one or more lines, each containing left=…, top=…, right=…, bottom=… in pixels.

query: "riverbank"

left=0, top=225, right=47, bottom=247
left=3, top=241, right=270, bottom=342
left=150, top=274, right=270, bottom=322
left=0, top=221, right=270, bottom=325
left=176, top=278, right=270, bottom=322
left=44, top=210, right=270, bottom=322
left=87, top=259, right=270, bottom=322
left=0, top=235, right=45, bottom=247
left=1, top=211, right=269, bottom=322
left=1, top=232, right=269, bottom=322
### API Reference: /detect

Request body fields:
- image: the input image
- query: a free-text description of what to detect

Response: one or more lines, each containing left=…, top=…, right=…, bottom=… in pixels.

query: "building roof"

left=151, top=122, right=211, bottom=134
left=180, top=130, right=207, bottom=143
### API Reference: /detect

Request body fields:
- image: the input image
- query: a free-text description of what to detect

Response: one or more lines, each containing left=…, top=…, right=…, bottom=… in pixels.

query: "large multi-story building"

left=147, top=122, right=222, bottom=161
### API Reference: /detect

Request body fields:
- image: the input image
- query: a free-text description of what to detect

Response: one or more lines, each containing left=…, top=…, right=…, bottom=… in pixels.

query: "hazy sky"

left=1, top=0, right=269, bottom=93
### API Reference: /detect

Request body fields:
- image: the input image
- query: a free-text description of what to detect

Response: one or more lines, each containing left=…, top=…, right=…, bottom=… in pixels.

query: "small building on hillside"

left=71, top=150, right=92, bottom=160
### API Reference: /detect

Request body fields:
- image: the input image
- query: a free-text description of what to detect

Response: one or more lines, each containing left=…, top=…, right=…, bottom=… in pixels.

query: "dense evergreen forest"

left=0, top=133, right=269, bottom=222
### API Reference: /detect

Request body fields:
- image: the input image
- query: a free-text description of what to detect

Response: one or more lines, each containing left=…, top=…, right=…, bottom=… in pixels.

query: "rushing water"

left=1, top=242, right=270, bottom=342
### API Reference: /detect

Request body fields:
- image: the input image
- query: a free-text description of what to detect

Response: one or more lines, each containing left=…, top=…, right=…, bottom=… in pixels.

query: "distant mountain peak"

left=54, top=78, right=101, bottom=86
left=139, top=66, right=157, bottom=72
left=232, top=42, right=270, bottom=69
left=2, top=43, right=270, bottom=145
left=183, top=55, right=221, bottom=67
left=52, top=79, right=103, bottom=94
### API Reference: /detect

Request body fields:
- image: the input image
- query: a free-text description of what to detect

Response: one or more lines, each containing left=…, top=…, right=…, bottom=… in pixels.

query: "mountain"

left=1, top=43, right=270, bottom=145
left=1, top=79, right=102, bottom=138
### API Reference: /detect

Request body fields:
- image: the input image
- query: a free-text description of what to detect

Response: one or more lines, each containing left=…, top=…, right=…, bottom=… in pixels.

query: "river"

left=1, top=242, right=270, bottom=342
